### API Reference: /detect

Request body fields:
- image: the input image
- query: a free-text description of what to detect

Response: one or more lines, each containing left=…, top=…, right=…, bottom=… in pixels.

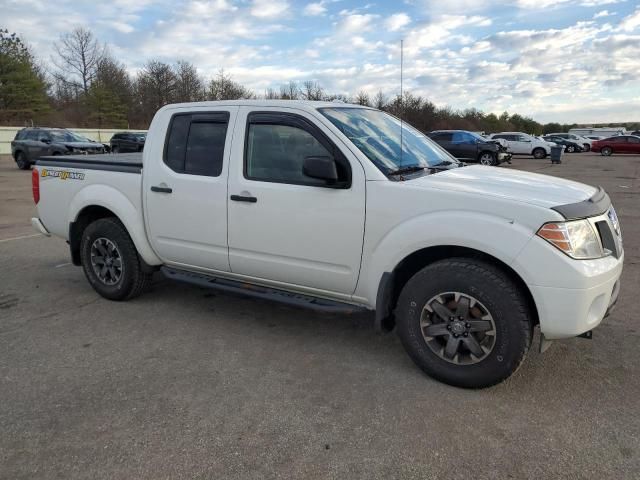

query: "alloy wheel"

left=420, top=292, right=497, bottom=365
left=90, top=237, right=124, bottom=285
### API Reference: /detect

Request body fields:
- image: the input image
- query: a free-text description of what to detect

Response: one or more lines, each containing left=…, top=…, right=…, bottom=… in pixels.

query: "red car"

left=591, top=135, right=640, bottom=156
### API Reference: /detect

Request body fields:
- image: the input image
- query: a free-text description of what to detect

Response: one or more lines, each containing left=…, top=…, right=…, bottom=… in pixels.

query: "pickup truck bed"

left=37, top=153, right=142, bottom=173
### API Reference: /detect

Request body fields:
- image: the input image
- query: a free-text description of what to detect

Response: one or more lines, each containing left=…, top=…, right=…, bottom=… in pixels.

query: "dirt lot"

left=1, top=152, right=639, bottom=479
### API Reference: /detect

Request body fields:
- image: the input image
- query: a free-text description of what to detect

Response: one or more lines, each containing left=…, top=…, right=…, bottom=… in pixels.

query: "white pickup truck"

left=31, top=101, right=623, bottom=388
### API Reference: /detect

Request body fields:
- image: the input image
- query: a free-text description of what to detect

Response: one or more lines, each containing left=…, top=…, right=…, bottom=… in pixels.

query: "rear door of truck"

left=143, top=106, right=238, bottom=272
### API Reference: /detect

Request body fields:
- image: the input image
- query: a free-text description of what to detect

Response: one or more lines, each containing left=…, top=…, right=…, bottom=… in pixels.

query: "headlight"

left=537, top=220, right=604, bottom=259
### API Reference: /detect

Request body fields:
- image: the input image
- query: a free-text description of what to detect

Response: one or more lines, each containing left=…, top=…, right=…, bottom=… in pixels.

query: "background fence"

left=0, top=127, right=147, bottom=155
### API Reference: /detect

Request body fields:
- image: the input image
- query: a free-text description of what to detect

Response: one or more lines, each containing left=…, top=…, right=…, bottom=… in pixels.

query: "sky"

left=3, top=0, right=640, bottom=123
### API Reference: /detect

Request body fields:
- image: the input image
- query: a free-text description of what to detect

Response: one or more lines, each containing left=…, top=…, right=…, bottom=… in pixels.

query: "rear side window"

left=434, top=132, right=453, bottom=141
left=452, top=132, right=475, bottom=143
left=164, top=112, right=229, bottom=177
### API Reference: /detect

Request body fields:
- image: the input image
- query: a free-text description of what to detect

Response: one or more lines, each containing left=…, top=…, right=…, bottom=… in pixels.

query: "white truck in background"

left=30, top=101, right=623, bottom=388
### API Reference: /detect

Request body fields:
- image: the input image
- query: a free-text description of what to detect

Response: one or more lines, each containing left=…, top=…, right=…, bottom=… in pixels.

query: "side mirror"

left=303, top=156, right=338, bottom=183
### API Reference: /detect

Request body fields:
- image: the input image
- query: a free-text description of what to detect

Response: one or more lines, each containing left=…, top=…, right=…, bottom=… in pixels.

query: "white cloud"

left=303, top=2, right=326, bottom=16
left=618, top=7, right=640, bottom=31
left=250, top=0, right=289, bottom=18
left=385, top=13, right=411, bottom=32
left=580, top=0, right=624, bottom=6
left=337, top=14, right=379, bottom=35
left=593, top=10, right=615, bottom=18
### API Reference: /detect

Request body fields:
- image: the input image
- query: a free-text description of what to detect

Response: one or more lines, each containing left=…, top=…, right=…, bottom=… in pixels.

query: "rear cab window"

left=164, top=112, right=230, bottom=177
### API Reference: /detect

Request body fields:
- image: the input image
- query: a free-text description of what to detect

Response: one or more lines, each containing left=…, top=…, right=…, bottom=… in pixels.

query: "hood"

left=63, top=142, right=104, bottom=149
left=415, top=165, right=596, bottom=209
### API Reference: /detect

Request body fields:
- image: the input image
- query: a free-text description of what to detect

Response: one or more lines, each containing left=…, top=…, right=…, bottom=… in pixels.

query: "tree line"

left=1, top=27, right=638, bottom=134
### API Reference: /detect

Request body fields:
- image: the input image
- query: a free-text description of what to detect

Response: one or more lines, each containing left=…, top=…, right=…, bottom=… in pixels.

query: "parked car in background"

left=428, top=130, right=511, bottom=165
left=71, top=132, right=111, bottom=153
left=547, top=133, right=592, bottom=151
left=569, top=127, right=626, bottom=138
left=591, top=135, right=640, bottom=156
left=542, top=135, right=584, bottom=153
left=487, top=132, right=551, bottom=159
left=110, top=132, right=146, bottom=153
left=10, top=127, right=107, bottom=170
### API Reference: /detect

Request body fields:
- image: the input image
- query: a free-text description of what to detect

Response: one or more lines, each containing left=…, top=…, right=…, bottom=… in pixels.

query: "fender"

left=68, top=184, right=162, bottom=266
left=355, top=210, right=536, bottom=307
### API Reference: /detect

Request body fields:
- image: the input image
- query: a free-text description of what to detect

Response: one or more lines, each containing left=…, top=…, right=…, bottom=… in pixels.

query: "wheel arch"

left=375, top=245, right=539, bottom=332
left=68, top=187, right=161, bottom=268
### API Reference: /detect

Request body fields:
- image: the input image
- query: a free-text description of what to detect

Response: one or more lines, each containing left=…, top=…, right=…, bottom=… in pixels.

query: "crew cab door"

left=227, top=108, right=366, bottom=296
left=451, top=131, right=477, bottom=161
left=143, top=107, right=238, bottom=272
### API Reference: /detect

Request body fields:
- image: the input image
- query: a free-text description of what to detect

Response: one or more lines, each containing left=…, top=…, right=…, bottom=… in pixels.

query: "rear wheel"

left=601, top=146, right=612, bottom=156
left=111, top=145, right=119, bottom=154
left=395, top=258, right=533, bottom=388
left=478, top=151, right=496, bottom=166
left=583, top=144, right=590, bottom=152
left=532, top=148, right=546, bottom=159
left=15, top=151, right=30, bottom=170
left=80, top=218, right=152, bottom=301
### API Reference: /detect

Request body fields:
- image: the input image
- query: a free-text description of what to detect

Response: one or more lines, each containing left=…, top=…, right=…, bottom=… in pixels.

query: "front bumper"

left=512, top=235, right=624, bottom=340
left=497, top=152, right=512, bottom=163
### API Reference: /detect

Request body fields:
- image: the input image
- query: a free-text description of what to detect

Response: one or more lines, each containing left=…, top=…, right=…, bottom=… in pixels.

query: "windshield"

left=50, top=130, right=89, bottom=142
left=319, top=107, right=458, bottom=174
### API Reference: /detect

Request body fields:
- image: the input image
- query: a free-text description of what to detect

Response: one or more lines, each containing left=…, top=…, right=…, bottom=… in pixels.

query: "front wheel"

left=566, top=145, right=575, bottom=153
left=80, top=217, right=152, bottom=301
left=395, top=258, right=533, bottom=388
left=478, top=151, right=496, bottom=166
left=532, top=148, right=547, bottom=159
left=601, top=146, right=612, bottom=156
left=111, top=145, right=119, bottom=154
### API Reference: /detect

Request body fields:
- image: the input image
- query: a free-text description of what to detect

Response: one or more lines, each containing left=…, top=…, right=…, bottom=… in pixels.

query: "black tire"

left=15, top=151, right=30, bottom=170
left=478, top=151, right=496, bottom=166
left=395, top=258, right=533, bottom=388
left=583, top=144, right=590, bottom=152
left=112, top=145, right=119, bottom=154
left=80, top=217, right=152, bottom=301
left=601, top=146, right=612, bottom=156
left=566, top=145, right=575, bottom=153
left=532, top=148, right=546, bottom=159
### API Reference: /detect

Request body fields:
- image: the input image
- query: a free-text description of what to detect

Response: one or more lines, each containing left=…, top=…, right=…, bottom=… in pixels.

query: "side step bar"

left=161, top=266, right=368, bottom=314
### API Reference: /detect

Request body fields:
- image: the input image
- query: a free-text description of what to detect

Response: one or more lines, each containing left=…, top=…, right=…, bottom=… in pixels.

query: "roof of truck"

left=159, top=100, right=375, bottom=112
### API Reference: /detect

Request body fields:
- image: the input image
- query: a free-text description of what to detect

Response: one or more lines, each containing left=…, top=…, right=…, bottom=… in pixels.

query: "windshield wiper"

left=387, top=165, right=426, bottom=177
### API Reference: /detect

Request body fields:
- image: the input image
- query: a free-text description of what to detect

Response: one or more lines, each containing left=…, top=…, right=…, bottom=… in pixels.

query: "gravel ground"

left=0, top=152, right=638, bottom=479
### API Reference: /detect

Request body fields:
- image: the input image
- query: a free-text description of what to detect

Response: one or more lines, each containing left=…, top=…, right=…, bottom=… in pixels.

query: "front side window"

left=164, top=112, right=229, bottom=177
left=628, top=137, right=640, bottom=144
left=245, top=121, right=345, bottom=186
left=319, top=107, right=457, bottom=175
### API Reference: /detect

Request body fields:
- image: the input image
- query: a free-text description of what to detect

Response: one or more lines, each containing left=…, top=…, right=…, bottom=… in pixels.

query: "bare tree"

left=355, top=90, right=370, bottom=106
left=207, top=69, right=253, bottom=100
left=134, top=60, right=177, bottom=125
left=174, top=60, right=204, bottom=102
left=301, top=80, right=324, bottom=101
left=52, top=27, right=105, bottom=94
left=280, top=81, right=299, bottom=100
left=373, top=90, right=387, bottom=109
left=264, top=87, right=280, bottom=99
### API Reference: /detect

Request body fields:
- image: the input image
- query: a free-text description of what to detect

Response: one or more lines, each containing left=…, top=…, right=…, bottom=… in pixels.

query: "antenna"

left=400, top=39, right=404, bottom=167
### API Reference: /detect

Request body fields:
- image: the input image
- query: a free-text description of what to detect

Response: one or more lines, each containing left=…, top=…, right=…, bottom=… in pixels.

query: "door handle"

left=151, top=185, right=173, bottom=193
left=230, top=194, right=257, bottom=203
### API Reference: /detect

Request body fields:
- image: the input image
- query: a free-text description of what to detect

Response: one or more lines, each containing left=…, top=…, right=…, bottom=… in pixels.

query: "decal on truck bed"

left=41, top=168, right=85, bottom=181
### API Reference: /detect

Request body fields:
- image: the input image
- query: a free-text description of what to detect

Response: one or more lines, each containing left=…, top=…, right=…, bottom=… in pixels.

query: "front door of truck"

left=227, top=108, right=366, bottom=296
left=143, top=107, right=238, bottom=272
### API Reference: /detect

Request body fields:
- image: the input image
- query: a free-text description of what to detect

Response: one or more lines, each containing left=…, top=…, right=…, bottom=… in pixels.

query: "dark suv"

left=11, top=128, right=106, bottom=170
left=110, top=132, right=146, bottom=153
left=428, top=130, right=511, bottom=165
